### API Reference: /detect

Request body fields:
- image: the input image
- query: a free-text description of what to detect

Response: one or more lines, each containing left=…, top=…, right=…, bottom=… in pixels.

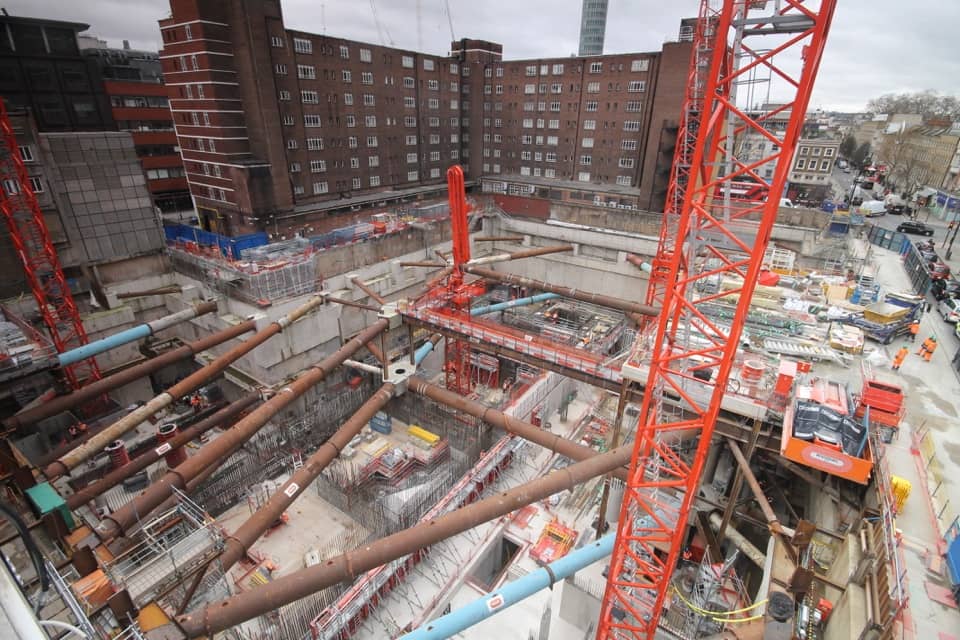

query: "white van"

left=779, top=197, right=795, bottom=208
left=859, top=201, right=886, bottom=217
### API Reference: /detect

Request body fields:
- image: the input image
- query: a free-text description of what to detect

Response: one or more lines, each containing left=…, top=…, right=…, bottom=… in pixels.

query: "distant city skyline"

left=3, top=0, right=959, bottom=113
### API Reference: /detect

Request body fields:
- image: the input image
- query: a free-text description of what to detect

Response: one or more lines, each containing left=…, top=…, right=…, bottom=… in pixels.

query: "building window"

left=369, top=155, right=380, bottom=167
left=313, top=181, right=329, bottom=194
left=547, top=136, right=559, bottom=146
left=820, top=160, right=830, bottom=170
left=359, top=48, right=372, bottom=63
left=618, top=158, right=635, bottom=168
left=367, top=135, right=378, bottom=147
left=339, top=45, right=349, bottom=59
left=580, top=155, right=592, bottom=165
left=812, top=147, right=822, bottom=156
left=342, top=70, right=352, bottom=82
left=583, top=120, right=596, bottom=130
left=825, top=148, right=835, bottom=157
left=368, top=175, right=380, bottom=187
left=28, top=177, right=43, bottom=193
left=301, top=90, right=319, bottom=104
left=520, top=150, right=531, bottom=160
left=275, top=64, right=287, bottom=75
left=799, top=146, right=809, bottom=155
left=520, top=166, right=531, bottom=176
left=450, top=99, right=459, bottom=109
left=361, top=72, right=373, bottom=85
left=344, top=93, right=354, bottom=105
left=191, top=55, right=199, bottom=71
left=525, top=65, right=537, bottom=77
left=587, top=82, right=600, bottom=93
left=430, top=151, right=440, bottom=161
left=287, top=139, right=298, bottom=149
left=363, top=115, right=376, bottom=127
left=282, top=114, right=295, bottom=126
left=551, top=83, right=562, bottom=94
left=578, top=171, right=591, bottom=181
left=407, top=152, right=418, bottom=163
left=294, top=185, right=304, bottom=195
left=450, top=63, right=459, bottom=74
left=348, top=136, right=358, bottom=148
left=309, top=160, right=326, bottom=173
left=307, top=138, right=324, bottom=150
left=552, top=64, right=564, bottom=75
left=586, top=101, right=598, bottom=112
left=184, top=24, right=193, bottom=40
left=17, top=145, right=34, bottom=162
left=402, top=55, right=414, bottom=68
left=304, top=114, right=322, bottom=127
left=350, top=157, right=359, bottom=168
left=544, top=168, right=556, bottom=178
left=524, top=84, right=536, bottom=95
left=404, top=116, right=417, bottom=127
left=298, top=65, right=316, bottom=79
left=450, top=133, right=459, bottom=143
left=797, top=159, right=806, bottom=169
left=403, top=76, right=416, bottom=89
left=522, top=118, right=534, bottom=128
left=344, top=115, right=355, bottom=127
left=546, top=152, right=557, bottom=162
left=616, top=175, right=632, bottom=186
left=630, top=59, right=649, bottom=72
left=271, top=36, right=285, bottom=48
left=293, top=38, right=313, bottom=54
left=428, top=98, right=439, bottom=110
left=408, top=170, right=419, bottom=181
left=625, top=101, right=642, bottom=113
left=628, top=81, right=646, bottom=92
left=430, top=134, right=440, bottom=144
left=290, top=162, right=301, bottom=173
left=582, top=137, right=594, bottom=148
left=403, top=96, right=416, bottom=108
left=623, top=121, right=641, bottom=132
left=406, top=135, right=417, bottom=145
left=428, top=79, right=439, bottom=90
left=279, top=90, right=291, bottom=101
left=451, top=149, right=459, bottom=159
left=351, top=177, right=361, bottom=189
left=589, top=62, right=602, bottom=73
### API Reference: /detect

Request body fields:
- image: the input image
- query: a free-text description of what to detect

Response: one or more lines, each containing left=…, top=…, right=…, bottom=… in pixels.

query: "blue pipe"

left=57, top=303, right=212, bottom=367
left=58, top=325, right=151, bottom=366
left=414, top=339, right=437, bottom=365
left=469, top=293, right=560, bottom=316
left=401, top=534, right=615, bottom=640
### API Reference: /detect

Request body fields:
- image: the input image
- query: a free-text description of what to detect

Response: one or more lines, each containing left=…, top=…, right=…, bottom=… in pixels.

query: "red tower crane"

left=598, top=1, right=837, bottom=637
left=443, top=165, right=475, bottom=395
left=0, top=101, right=101, bottom=390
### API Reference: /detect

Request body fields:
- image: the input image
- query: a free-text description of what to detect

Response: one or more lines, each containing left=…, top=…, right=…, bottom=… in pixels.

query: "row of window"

left=110, top=95, right=169, bottom=108
left=290, top=148, right=459, bottom=174
left=291, top=169, right=440, bottom=197
left=519, top=59, right=648, bottom=76
left=285, top=113, right=467, bottom=129
left=795, top=158, right=832, bottom=171
left=285, top=133, right=461, bottom=151
left=273, top=37, right=457, bottom=75
left=798, top=146, right=836, bottom=157
left=2, top=177, right=44, bottom=195
left=146, top=167, right=186, bottom=180
left=487, top=134, right=639, bottom=151
left=487, top=150, right=636, bottom=169
left=514, top=80, right=646, bottom=95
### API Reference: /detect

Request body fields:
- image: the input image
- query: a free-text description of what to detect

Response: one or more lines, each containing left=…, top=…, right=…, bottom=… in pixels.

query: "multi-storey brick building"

left=159, top=0, right=692, bottom=236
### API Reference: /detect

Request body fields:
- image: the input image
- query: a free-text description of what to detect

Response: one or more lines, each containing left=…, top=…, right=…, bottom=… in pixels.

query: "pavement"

left=818, top=237, right=960, bottom=637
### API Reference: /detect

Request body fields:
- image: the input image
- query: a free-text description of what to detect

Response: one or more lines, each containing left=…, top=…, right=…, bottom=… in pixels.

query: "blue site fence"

left=163, top=224, right=268, bottom=260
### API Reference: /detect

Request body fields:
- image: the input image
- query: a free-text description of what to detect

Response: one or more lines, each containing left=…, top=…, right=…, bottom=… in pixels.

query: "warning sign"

left=155, top=443, right=171, bottom=455
left=486, top=593, right=505, bottom=612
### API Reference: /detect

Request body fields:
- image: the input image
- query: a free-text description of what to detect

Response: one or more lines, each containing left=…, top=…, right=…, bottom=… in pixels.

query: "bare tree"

left=877, top=127, right=933, bottom=197
left=867, top=90, right=960, bottom=121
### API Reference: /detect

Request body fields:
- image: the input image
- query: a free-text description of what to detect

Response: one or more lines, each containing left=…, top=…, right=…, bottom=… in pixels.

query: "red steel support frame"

left=444, top=165, right=473, bottom=395
left=0, top=101, right=101, bottom=389
left=598, top=1, right=836, bottom=637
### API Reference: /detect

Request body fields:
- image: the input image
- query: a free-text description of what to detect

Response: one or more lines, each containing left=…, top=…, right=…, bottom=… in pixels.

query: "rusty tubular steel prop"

left=44, top=297, right=325, bottom=480
left=414, top=265, right=455, bottom=299
left=176, top=445, right=631, bottom=637
left=6, top=320, right=257, bottom=432
left=94, top=319, right=390, bottom=540
left=408, top=377, right=627, bottom=481
left=464, top=266, right=659, bottom=317
left=65, top=391, right=262, bottom=509
left=725, top=437, right=781, bottom=533
left=115, top=285, right=183, bottom=300
left=466, top=245, right=574, bottom=267
left=473, top=236, right=525, bottom=242
left=349, top=277, right=386, bottom=305
left=217, top=383, right=395, bottom=572
left=398, top=260, right=448, bottom=268
left=324, top=296, right=380, bottom=312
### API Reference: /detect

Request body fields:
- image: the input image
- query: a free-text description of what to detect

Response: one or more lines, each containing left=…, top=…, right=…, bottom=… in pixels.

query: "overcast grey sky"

left=12, top=0, right=960, bottom=112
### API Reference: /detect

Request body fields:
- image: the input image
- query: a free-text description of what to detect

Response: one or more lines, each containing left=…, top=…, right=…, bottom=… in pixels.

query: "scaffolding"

left=103, top=490, right=224, bottom=607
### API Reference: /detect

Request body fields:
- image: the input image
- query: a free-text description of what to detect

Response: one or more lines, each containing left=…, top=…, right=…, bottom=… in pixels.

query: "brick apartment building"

left=160, top=0, right=692, bottom=237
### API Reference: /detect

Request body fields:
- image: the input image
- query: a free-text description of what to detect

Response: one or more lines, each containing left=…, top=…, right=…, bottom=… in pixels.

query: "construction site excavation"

left=0, top=1, right=959, bottom=640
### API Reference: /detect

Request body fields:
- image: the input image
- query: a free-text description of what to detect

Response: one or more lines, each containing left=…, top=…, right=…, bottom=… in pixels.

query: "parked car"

left=931, top=278, right=960, bottom=301
left=843, top=166, right=852, bottom=173
left=897, top=221, right=935, bottom=236
left=938, top=297, right=960, bottom=323
left=887, top=204, right=908, bottom=215
left=929, top=261, right=952, bottom=280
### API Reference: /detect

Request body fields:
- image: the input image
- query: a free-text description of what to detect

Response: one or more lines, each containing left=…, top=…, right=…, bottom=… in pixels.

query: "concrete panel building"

left=578, top=0, right=609, bottom=56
